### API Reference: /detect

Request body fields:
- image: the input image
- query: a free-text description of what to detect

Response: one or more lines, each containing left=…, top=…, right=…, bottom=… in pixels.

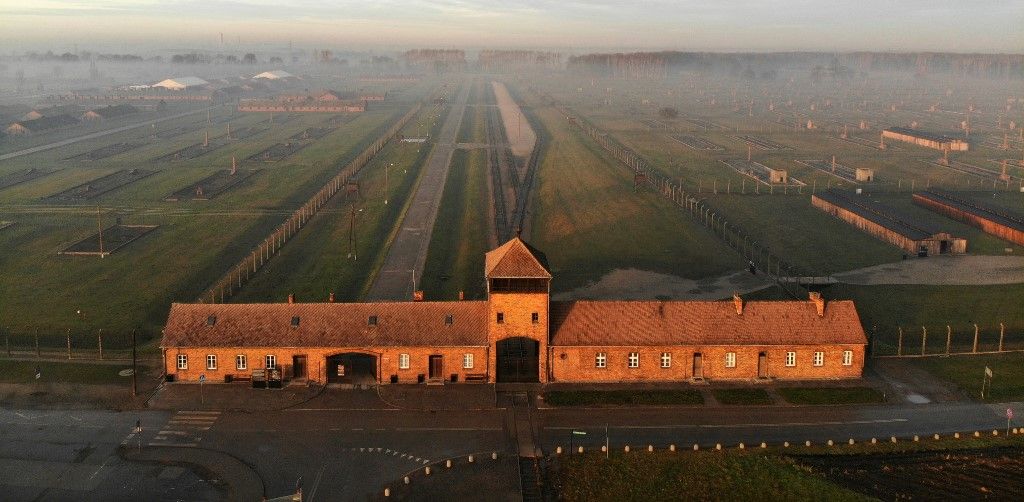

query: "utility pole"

left=132, top=328, right=138, bottom=397
left=97, top=206, right=104, bottom=257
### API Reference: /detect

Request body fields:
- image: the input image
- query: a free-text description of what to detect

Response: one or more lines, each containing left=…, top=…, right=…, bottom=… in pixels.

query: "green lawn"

left=909, top=352, right=1024, bottom=402
left=0, top=359, right=146, bottom=385
left=543, top=389, right=704, bottom=407
left=556, top=451, right=870, bottom=502
left=777, top=387, right=885, bottom=405
left=712, top=388, right=774, bottom=405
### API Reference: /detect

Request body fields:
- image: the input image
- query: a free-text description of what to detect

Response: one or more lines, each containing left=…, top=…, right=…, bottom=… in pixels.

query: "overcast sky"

left=1, top=0, right=1022, bottom=53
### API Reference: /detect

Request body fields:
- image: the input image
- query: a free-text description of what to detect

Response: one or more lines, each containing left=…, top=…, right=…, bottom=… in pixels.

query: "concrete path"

left=366, top=80, right=471, bottom=301
left=0, top=106, right=215, bottom=161
left=834, top=255, right=1024, bottom=285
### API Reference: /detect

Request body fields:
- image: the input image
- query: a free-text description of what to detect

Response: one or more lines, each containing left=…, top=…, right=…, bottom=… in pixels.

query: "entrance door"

left=692, top=353, right=703, bottom=379
left=326, top=353, right=377, bottom=384
left=292, top=355, right=307, bottom=379
left=496, top=337, right=540, bottom=383
left=428, top=355, right=443, bottom=380
left=940, top=240, right=950, bottom=254
left=757, top=352, right=767, bottom=378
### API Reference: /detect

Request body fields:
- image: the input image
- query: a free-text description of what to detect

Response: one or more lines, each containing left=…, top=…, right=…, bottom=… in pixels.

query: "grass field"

left=419, top=148, right=490, bottom=300
left=555, top=451, right=869, bottom=502
left=0, top=359, right=146, bottom=385
left=543, top=389, right=704, bottom=406
left=909, top=352, right=1024, bottom=401
left=776, top=387, right=885, bottom=405
left=712, top=388, right=774, bottom=405
left=521, top=86, right=745, bottom=292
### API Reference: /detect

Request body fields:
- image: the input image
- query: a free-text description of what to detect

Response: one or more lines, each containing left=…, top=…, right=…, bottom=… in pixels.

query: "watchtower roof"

left=484, top=237, right=551, bottom=279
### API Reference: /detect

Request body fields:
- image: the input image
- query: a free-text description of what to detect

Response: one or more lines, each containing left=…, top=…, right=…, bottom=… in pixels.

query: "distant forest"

left=566, top=51, right=1024, bottom=80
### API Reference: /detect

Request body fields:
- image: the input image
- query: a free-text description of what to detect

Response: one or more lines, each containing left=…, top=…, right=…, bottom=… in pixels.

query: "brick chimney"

left=458, top=291, right=464, bottom=301
left=287, top=293, right=295, bottom=304
left=328, top=292, right=335, bottom=303
left=809, top=291, right=825, bottom=317
left=413, top=291, right=424, bottom=302
left=733, top=293, right=743, bottom=315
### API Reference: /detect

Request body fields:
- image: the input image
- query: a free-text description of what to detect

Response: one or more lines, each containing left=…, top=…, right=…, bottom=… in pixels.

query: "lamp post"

left=348, top=207, right=363, bottom=260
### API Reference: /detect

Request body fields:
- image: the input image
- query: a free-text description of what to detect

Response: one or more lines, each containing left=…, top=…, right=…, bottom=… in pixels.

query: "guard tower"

left=484, top=237, right=552, bottom=383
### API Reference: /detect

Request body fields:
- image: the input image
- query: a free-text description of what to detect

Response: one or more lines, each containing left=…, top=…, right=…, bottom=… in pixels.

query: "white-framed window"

left=595, top=352, right=607, bottom=368
left=265, top=354, right=276, bottom=369
left=813, top=351, right=824, bottom=367
left=463, top=353, right=474, bottom=369
left=399, top=353, right=410, bottom=369
left=177, top=354, right=188, bottom=370
left=660, top=352, right=671, bottom=368
left=206, top=354, right=217, bottom=370
left=785, top=351, right=796, bottom=367
left=725, top=352, right=736, bottom=368
left=236, top=354, right=247, bottom=370
left=628, top=352, right=639, bottom=368
left=842, top=350, right=853, bottom=366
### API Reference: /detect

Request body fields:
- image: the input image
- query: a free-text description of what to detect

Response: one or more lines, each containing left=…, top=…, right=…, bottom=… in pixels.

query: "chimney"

left=809, top=291, right=825, bottom=317
left=328, top=292, right=335, bottom=303
left=458, top=291, right=464, bottom=301
left=732, top=293, right=743, bottom=315
left=413, top=291, right=424, bottom=302
left=287, top=293, right=295, bottom=304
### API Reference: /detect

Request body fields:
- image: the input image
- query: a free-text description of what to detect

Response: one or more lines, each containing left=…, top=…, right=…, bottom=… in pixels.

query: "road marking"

left=88, top=457, right=114, bottom=481
left=149, top=442, right=198, bottom=447
left=547, top=419, right=909, bottom=430
left=394, top=427, right=503, bottom=432
left=306, top=464, right=326, bottom=502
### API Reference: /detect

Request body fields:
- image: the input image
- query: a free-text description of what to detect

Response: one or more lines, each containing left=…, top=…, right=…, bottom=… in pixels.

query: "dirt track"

left=491, top=81, right=535, bottom=158
left=553, top=269, right=772, bottom=301
left=835, top=255, right=1024, bottom=285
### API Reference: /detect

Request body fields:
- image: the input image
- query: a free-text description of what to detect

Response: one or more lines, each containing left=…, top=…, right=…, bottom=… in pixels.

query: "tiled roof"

left=549, top=300, right=866, bottom=346
left=161, top=301, right=488, bottom=348
left=484, top=237, right=551, bottom=278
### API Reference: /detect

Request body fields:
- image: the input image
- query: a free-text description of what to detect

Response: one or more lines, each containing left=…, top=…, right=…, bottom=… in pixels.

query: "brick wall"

left=548, top=344, right=864, bottom=382
left=487, top=291, right=549, bottom=382
left=165, top=345, right=488, bottom=384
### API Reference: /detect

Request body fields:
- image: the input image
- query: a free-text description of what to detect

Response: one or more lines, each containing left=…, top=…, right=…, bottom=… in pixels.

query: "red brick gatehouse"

left=161, top=238, right=866, bottom=384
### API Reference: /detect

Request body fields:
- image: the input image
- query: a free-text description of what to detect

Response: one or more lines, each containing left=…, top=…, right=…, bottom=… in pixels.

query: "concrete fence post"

left=67, top=328, right=71, bottom=360
left=973, top=324, right=979, bottom=353
left=921, top=326, right=927, bottom=356
left=945, top=326, right=951, bottom=355
left=97, top=329, right=103, bottom=360
left=897, top=327, right=903, bottom=356
left=999, top=323, right=1005, bottom=352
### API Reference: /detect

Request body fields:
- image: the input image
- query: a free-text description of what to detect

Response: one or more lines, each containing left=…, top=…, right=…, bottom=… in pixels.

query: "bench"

left=465, top=373, right=487, bottom=383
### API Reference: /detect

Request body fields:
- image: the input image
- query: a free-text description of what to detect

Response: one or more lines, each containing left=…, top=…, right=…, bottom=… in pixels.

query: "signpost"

left=1007, top=408, right=1014, bottom=436
left=982, top=366, right=993, bottom=399
left=199, top=374, right=206, bottom=405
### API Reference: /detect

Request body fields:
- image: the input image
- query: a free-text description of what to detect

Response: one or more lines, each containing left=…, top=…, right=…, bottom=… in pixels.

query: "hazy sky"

left=1, top=0, right=1022, bottom=53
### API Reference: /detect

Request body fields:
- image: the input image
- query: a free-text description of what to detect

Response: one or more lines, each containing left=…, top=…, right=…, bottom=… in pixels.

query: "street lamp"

left=348, top=207, right=363, bottom=260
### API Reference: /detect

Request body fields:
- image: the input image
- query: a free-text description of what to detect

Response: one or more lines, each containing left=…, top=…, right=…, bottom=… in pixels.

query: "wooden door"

left=757, top=352, right=767, bottom=378
left=429, top=355, right=443, bottom=379
left=692, top=353, right=703, bottom=379
left=292, top=355, right=307, bottom=378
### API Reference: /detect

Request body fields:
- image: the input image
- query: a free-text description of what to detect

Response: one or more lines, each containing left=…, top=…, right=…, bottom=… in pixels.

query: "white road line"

left=393, top=427, right=502, bottom=432
left=157, top=430, right=191, bottom=436
left=88, top=457, right=114, bottom=481
left=148, top=442, right=198, bottom=447
left=547, top=418, right=909, bottom=430
left=306, top=464, right=326, bottom=502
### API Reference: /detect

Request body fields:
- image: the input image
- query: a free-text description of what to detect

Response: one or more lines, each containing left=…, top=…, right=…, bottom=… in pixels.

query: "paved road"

left=0, top=106, right=216, bottom=161
left=366, top=80, right=472, bottom=301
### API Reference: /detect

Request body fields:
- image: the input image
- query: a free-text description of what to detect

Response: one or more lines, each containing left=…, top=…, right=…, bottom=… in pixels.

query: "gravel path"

left=834, top=255, right=1024, bottom=285
left=491, top=81, right=535, bottom=158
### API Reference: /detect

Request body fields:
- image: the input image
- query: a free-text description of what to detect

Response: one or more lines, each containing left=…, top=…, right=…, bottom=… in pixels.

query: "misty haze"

left=1, top=1, right=1023, bottom=501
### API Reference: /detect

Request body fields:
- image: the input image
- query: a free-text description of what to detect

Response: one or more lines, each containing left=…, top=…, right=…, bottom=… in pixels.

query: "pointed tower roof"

left=484, top=237, right=551, bottom=279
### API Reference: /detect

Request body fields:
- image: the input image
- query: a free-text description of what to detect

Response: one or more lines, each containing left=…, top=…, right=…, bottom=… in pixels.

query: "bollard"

left=891, top=437, right=897, bottom=443
left=933, top=434, right=940, bottom=440
left=446, top=460, right=452, bottom=469
left=913, top=435, right=919, bottom=442
left=670, top=444, right=676, bottom=452
left=805, top=441, right=811, bottom=447
left=783, top=441, right=790, bottom=448
left=601, top=445, right=607, bottom=453
left=492, top=452, right=498, bottom=460
left=384, top=488, right=390, bottom=497
left=404, top=476, right=410, bottom=485
left=424, top=466, right=431, bottom=476
left=760, top=442, right=767, bottom=449
left=468, top=455, right=474, bottom=463
left=848, top=439, right=855, bottom=445
left=693, top=444, right=699, bottom=451
left=827, top=440, right=833, bottom=447
left=648, top=445, right=654, bottom=452
left=992, top=430, right=999, bottom=436
left=954, top=433, right=960, bottom=439
left=715, top=443, right=722, bottom=451
left=624, top=445, right=630, bottom=452
left=974, top=431, right=981, bottom=438
left=871, top=438, right=877, bottom=444
left=578, top=446, right=583, bottom=454
left=556, top=446, right=562, bottom=455
left=738, top=443, right=745, bottom=450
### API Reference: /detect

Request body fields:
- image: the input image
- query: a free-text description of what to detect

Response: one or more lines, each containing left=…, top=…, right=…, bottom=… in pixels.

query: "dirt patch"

left=553, top=268, right=772, bottom=301
left=491, top=81, right=535, bottom=158
left=835, top=255, right=1024, bottom=285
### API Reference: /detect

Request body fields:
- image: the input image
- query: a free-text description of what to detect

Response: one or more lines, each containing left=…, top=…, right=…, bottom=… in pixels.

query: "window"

left=496, top=312, right=504, bottom=324
left=725, top=352, right=736, bottom=368
left=628, top=352, right=639, bottom=368
left=236, top=354, right=247, bottom=370
left=291, top=316, right=300, bottom=327
left=842, top=350, right=853, bottom=366
left=368, top=315, right=378, bottom=326
left=399, top=353, right=410, bottom=369
left=660, top=352, right=671, bottom=368
left=206, top=354, right=217, bottom=370
left=445, top=314, right=453, bottom=325
left=177, top=354, right=188, bottom=370
left=785, top=352, right=796, bottom=367
left=531, top=312, right=539, bottom=324
left=463, top=353, right=474, bottom=369
left=595, top=352, right=607, bottom=368
left=206, top=315, right=216, bottom=326
left=266, top=354, right=276, bottom=369
left=813, top=351, right=824, bottom=367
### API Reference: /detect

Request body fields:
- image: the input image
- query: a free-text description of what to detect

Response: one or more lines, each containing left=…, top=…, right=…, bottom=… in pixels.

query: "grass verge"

left=0, top=359, right=146, bottom=385
left=544, top=389, right=703, bottom=407
left=712, top=388, right=774, bottom=405
left=777, top=387, right=885, bottom=405
left=908, top=352, right=1024, bottom=402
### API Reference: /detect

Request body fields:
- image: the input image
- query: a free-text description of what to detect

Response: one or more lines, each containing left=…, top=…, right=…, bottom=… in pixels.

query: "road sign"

left=1009, top=408, right=1014, bottom=420
left=199, top=374, right=206, bottom=382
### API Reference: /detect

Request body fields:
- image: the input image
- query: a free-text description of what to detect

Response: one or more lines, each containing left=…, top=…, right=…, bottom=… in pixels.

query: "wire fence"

left=197, top=101, right=426, bottom=304
left=0, top=328, right=153, bottom=361
left=871, top=322, right=1024, bottom=358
